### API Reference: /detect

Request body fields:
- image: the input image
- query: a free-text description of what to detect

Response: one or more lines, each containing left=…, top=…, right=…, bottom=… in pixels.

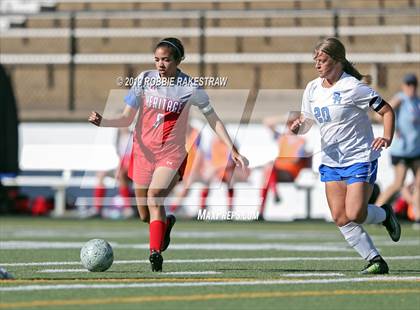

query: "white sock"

left=363, top=204, right=386, bottom=225
left=339, top=222, right=380, bottom=261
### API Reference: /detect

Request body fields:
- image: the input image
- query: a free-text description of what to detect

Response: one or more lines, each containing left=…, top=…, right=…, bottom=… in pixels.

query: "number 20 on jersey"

left=314, top=107, right=331, bottom=123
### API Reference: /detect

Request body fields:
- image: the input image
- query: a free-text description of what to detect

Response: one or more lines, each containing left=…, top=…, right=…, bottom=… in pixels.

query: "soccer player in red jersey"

left=89, top=38, right=248, bottom=271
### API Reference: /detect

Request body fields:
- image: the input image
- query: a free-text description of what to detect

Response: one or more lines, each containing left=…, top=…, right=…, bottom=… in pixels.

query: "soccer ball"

left=80, top=239, right=114, bottom=272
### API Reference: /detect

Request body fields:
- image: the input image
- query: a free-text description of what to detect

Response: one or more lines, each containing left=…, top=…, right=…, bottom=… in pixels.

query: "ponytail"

left=342, top=59, right=363, bottom=81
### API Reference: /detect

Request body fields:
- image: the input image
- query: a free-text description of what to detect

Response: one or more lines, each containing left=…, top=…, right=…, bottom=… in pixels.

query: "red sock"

left=227, top=188, right=234, bottom=211
left=260, top=169, right=278, bottom=212
left=200, top=187, right=209, bottom=209
left=259, top=186, right=269, bottom=214
left=93, top=187, right=106, bottom=211
left=393, top=197, right=408, bottom=215
left=119, top=186, right=131, bottom=208
left=119, top=186, right=130, bottom=198
left=149, top=220, right=166, bottom=253
left=268, top=169, right=277, bottom=194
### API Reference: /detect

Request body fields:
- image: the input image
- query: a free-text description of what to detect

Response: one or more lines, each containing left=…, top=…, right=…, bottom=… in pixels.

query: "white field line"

left=1, top=230, right=338, bottom=240
left=37, top=269, right=88, bottom=273
left=162, top=271, right=223, bottom=275
left=0, top=241, right=352, bottom=252
left=281, top=273, right=345, bottom=277
left=2, top=255, right=419, bottom=267
left=1, top=276, right=419, bottom=292
left=3, top=230, right=418, bottom=244
left=36, top=269, right=222, bottom=275
left=323, top=240, right=420, bottom=247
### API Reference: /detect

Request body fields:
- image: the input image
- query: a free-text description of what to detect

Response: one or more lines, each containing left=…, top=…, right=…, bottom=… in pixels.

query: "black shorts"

left=391, top=155, right=420, bottom=167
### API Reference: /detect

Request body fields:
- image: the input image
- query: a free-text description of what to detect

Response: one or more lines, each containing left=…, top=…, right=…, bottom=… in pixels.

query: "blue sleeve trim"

left=124, top=91, right=139, bottom=109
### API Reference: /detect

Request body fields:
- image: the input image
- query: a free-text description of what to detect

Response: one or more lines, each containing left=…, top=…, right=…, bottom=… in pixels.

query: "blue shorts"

left=319, top=160, right=378, bottom=185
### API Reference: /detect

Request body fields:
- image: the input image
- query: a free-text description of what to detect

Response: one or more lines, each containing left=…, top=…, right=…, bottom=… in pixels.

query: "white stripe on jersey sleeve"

left=200, top=104, right=214, bottom=115
left=369, top=96, right=385, bottom=112
left=190, top=87, right=213, bottom=115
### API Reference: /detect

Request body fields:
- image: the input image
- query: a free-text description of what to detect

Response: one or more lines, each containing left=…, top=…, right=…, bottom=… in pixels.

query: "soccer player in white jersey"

left=290, top=37, right=401, bottom=274
left=89, top=38, right=248, bottom=271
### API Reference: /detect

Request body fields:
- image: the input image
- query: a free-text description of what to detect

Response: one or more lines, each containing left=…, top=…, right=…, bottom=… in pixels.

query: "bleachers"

left=0, top=1, right=419, bottom=121
left=2, top=25, right=419, bottom=54
left=48, top=0, right=420, bottom=12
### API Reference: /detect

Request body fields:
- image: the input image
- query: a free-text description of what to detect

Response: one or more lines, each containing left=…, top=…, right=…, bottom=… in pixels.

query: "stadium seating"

left=47, top=0, right=420, bottom=12
left=0, top=0, right=419, bottom=122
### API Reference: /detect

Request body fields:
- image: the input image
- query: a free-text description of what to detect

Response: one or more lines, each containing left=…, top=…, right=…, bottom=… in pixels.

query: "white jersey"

left=301, top=72, right=384, bottom=167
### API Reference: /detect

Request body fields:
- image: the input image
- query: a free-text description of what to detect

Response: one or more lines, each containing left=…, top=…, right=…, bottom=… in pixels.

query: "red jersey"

left=125, top=70, right=212, bottom=154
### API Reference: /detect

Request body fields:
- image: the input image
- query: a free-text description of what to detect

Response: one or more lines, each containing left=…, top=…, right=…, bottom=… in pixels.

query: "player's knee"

left=345, top=208, right=366, bottom=224
left=147, top=197, right=158, bottom=209
left=331, top=212, right=339, bottom=224
left=331, top=211, right=347, bottom=226
left=147, top=190, right=161, bottom=208
left=334, top=217, right=348, bottom=227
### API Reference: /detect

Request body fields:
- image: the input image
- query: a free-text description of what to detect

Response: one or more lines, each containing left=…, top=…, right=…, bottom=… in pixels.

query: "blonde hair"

left=314, top=37, right=364, bottom=81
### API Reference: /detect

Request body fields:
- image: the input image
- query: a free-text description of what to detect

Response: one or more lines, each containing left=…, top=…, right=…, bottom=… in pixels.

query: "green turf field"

left=0, top=217, right=419, bottom=310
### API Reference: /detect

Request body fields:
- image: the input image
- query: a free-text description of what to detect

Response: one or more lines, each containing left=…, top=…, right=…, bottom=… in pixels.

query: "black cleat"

left=149, top=251, right=163, bottom=272
left=162, top=215, right=176, bottom=252
left=0, top=267, right=14, bottom=279
left=274, top=192, right=281, bottom=203
left=257, top=214, right=265, bottom=221
left=360, top=256, right=389, bottom=275
left=381, top=204, right=401, bottom=242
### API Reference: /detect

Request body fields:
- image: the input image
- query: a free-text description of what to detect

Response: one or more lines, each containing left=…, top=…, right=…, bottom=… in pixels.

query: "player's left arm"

left=204, top=110, right=249, bottom=169
left=371, top=101, right=395, bottom=151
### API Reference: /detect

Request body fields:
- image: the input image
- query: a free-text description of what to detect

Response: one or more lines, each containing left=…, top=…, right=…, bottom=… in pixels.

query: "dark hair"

left=314, top=37, right=364, bottom=81
left=403, top=73, right=418, bottom=87
left=155, top=37, right=185, bottom=63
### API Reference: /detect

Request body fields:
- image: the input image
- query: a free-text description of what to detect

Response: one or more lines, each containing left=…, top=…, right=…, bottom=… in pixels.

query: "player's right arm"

left=88, top=105, right=137, bottom=127
left=289, top=82, right=315, bottom=135
left=89, top=71, right=144, bottom=127
left=288, top=113, right=313, bottom=135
